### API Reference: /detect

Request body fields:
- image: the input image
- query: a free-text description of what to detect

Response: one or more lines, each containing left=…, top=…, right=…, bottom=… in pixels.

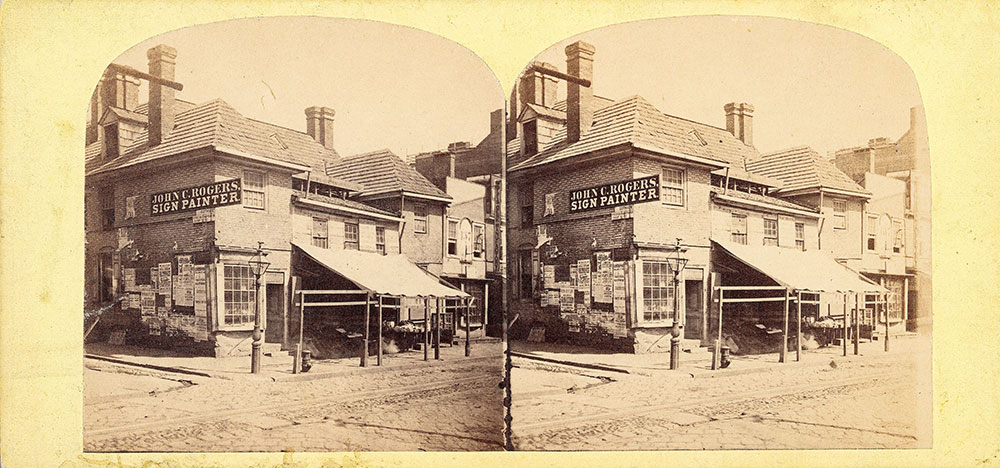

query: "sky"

left=531, top=16, right=923, bottom=158
left=106, top=17, right=504, bottom=158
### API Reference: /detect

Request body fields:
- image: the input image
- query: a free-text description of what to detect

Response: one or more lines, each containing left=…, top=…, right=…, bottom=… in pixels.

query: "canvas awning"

left=712, top=239, right=888, bottom=294
left=292, top=242, right=468, bottom=298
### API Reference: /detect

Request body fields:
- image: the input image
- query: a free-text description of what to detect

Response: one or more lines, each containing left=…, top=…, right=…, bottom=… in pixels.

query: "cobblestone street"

left=512, top=336, right=932, bottom=450
left=84, top=344, right=504, bottom=452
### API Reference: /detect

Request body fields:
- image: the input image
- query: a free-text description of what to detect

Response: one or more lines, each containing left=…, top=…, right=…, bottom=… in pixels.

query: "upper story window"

left=447, top=219, right=459, bottom=256
left=520, top=184, right=534, bottom=228
left=763, top=215, right=778, bottom=247
left=376, top=226, right=386, bottom=255
left=473, top=224, right=485, bottom=258
left=795, top=222, right=805, bottom=251
left=522, top=120, right=538, bottom=156
left=832, top=199, right=847, bottom=229
left=99, top=187, right=115, bottom=230
left=661, top=167, right=685, bottom=206
left=866, top=215, right=879, bottom=251
left=731, top=212, right=747, bottom=245
left=344, top=222, right=359, bottom=250
left=243, top=170, right=266, bottom=210
left=312, top=217, right=328, bottom=249
left=103, top=124, right=119, bottom=160
left=517, top=249, right=533, bottom=299
left=413, top=203, right=428, bottom=234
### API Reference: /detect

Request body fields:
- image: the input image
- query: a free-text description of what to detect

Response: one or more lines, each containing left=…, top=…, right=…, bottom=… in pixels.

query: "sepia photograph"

left=81, top=17, right=506, bottom=452
left=504, top=16, right=932, bottom=450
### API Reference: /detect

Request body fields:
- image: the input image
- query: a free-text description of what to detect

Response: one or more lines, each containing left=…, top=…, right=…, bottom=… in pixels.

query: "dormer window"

left=522, top=120, right=538, bottom=156
left=103, top=123, right=119, bottom=160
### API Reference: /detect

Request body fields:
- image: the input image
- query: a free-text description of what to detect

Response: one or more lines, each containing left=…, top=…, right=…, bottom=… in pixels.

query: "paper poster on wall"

left=613, top=261, right=627, bottom=314
left=120, top=294, right=129, bottom=310
left=559, top=287, right=575, bottom=312
left=140, top=285, right=155, bottom=317
left=193, top=317, right=209, bottom=341
left=129, top=293, right=140, bottom=310
left=596, top=251, right=612, bottom=273
left=576, top=259, right=591, bottom=305
left=569, top=264, right=577, bottom=288
left=543, top=265, right=555, bottom=287
left=158, top=263, right=172, bottom=305
left=544, top=193, right=555, bottom=216
left=547, top=289, right=560, bottom=307
left=150, top=267, right=158, bottom=291
left=124, top=268, right=136, bottom=292
left=193, top=266, right=208, bottom=318
left=176, top=255, right=194, bottom=307
left=594, top=271, right=613, bottom=304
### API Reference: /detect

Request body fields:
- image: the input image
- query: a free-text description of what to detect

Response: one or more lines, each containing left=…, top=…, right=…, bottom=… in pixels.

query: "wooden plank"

left=796, top=291, right=802, bottom=362
left=780, top=290, right=789, bottom=363
left=720, top=297, right=788, bottom=303
left=301, top=290, right=367, bottom=295
left=377, top=296, right=384, bottom=366
left=423, top=298, right=429, bottom=362
left=302, top=301, right=369, bottom=307
left=465, top=297, right=471, bottom=357
left=843, top=293, right=848, bottom=357
left=360, top=294, right=370, bottom=367
left=717, top=286, right=789, bottom=291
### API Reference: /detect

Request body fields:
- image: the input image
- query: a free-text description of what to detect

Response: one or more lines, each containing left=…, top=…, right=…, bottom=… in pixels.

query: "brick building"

left=506, top=41, right=881, bottom=353
left=85, top=44, right=463, bottom=357
left=832, top=107, right=931, bottom=331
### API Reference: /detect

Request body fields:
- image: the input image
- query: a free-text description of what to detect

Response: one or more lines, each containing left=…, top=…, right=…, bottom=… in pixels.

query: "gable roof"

left=509, top=95, right=753, bottom=172
left=747, top=146, right=871, bottom=197
left=710, top=185, right=819, bottom=217
left=86, top=99, right=346, bottom=184
left=326, top=149, right=450, bottom=200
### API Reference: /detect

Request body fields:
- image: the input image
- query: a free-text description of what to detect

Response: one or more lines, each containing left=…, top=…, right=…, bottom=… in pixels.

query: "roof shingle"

left=747, top=146, right=870, bottom=196
left=326, top=149, right=450, bottom=200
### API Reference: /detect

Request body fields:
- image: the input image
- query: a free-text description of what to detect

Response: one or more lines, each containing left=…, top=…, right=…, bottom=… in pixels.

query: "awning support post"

left=377, top=294, right=384, bottom=366
left=434, top=298, right=441, bottom=360
left=714, top=288, right=724, bottom=370
left=796, top=290, right=802, bottom=362
left=883, top=292, right=890, bottom=353
left=853, top=293, right=860, bottom=355
left=780, top=289, right=789, bottom=363
left=842, top=292, right=848, bottom=357
left=423, top=297, right=430, bottom=361
left=361, top=293, right=370, bottom=367
left=465, top=297, right=471, bottom=357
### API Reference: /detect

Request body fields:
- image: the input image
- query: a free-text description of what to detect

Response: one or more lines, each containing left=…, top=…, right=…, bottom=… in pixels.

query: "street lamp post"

left=666, top=238, right=688, bottom=370
left=248, top=241, right=270, bottom=374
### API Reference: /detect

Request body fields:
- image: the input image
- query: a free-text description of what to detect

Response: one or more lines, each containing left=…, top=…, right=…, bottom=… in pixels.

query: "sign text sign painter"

left=568, top=175, right=660, bottom=213
left=151, top=179, right=242, bottom=216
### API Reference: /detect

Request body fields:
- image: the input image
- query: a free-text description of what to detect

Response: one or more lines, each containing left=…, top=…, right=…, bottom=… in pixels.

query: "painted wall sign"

left=568, top=175, right=660, bottom=213
left=150, top=179, right=242, bottom=216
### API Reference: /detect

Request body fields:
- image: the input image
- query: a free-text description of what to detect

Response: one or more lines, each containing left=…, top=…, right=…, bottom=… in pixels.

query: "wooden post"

left=361, top=293, right=370, bottom=367
left=780, top=289, right=789, bottom=363
left=714, top=288, right=724, bottom=370
left=796, top=291, right=802, bottom=362
left=842, top=293, right=848, bottom=357
left=465, top=297, right=471, bottom=357
left=853, top=293, right=860, bottom=355
left=434, top=298, right=441, bottom=360
left=903, top=277, right=910, bottom=325
left=884, top=293, right=890, bottom=352
left=423, top=297, right=429, bottom=361
left=377, top=295, right=383, bottom=366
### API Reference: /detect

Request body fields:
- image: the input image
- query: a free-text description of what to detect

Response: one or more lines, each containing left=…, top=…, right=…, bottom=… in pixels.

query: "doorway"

left=265, top=283, right=284, bottom=344
left=684, top=280, right=703, bottom=340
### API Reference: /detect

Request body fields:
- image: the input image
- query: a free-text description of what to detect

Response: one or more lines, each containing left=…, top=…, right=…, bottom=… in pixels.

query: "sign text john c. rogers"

left=150, top=179, right=242, bottom=216
left=568, top=175, right=660, bottom=213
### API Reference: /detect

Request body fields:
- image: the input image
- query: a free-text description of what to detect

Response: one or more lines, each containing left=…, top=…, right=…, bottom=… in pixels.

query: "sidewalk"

left=85, top=340, right=503, bottom=382
left=511, top=333, right=927, bottom=377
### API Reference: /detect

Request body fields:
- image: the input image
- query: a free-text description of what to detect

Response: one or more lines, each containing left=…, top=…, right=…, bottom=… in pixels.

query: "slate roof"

left=509, top=95, right=756, bottom=172
left=85, top=99, right=345, bottom=182
left=326, top=149, right=450, bottom=200
left=747, top=146, right=870, bottom=196
left=709, top=186, right=818, bottom=214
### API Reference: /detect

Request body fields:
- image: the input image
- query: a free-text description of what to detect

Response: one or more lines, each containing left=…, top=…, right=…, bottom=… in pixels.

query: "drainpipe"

left=818, top=190, right=825, bottom=250
left=398, top=193, right=406, bottom=254
left=723, top=167, right=730, bottom=196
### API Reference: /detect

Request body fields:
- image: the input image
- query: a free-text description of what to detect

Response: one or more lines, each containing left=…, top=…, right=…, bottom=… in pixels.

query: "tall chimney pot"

left=305, top=106, right=336, bottom=150
left=565, top=41, right=596, bottom=144
left=724, top=102, right=754, bottom=146
left=147, top=45, right=178, bottom=146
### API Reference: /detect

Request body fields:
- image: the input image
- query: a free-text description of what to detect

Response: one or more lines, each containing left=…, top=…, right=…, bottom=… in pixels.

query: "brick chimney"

left=305, top=106, right=336, bottom=150
left=565, top=41, right=596, bottom=144
left=724, top=102, right=754, bottom=146
left=87, top=70, right=140, bottom=144
left=518, top=62, right=559, bottom=112
left=147, top=45, right=178, bottom=146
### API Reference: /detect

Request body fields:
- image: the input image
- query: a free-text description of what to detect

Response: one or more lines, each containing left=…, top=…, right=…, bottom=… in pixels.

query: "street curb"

left=273, top=353, right=503, bottom=382
left=510, top=351, right=632, bottom=375
left=85, top=354, right=222, bottom=380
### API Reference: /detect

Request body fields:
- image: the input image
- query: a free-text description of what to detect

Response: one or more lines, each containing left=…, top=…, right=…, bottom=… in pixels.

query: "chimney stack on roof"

left=518, top=62, right=559, bottom=111
left=565, top=41, right=596, bottom=144
left=725, top=102, right=754, bottom=146
left=87, top=70, right=141, bottom=144
left=147, top=44, right=178, bottom=147
left=305, top=106, right=336, bottom=150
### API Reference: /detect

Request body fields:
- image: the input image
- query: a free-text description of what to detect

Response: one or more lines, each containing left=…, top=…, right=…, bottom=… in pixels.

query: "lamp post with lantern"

left=248, top=241, right=270, bottom=374
left=666, top=238, right=688, bottom=370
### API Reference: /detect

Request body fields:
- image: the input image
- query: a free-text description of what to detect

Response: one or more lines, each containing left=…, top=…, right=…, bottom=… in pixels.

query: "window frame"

left=242, top=170, right=267, bottom=210
left=447, top=218, right=459, bottom=257
left=832, top=199, right=847, bottom=230
left=222, top=264, right=256, bottom=328
left=763, top=214, right=779, bottom=247
left=473, top=223, right=485, bottom=259
left=311, top=217, right=329, bottom=249
left=866, top=214, right=879, bottom=252
left=413, top=203, right=428, bottom=234
left=731, top=212, right=748, bottom=245
left=892, top=219, right=904, bottom=254
left=661, top=166, right=686, bottom=207
left=640, top=260, right=676, bottom=325
left=519, top=184, right=534, bottom=228
left=344, top=221, right=360, bottom=250
left=99, top=186, right=115, bottom=231
left=795, top=222, right=806, bottom=251
left=375, top=226, right=386, bottom=255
